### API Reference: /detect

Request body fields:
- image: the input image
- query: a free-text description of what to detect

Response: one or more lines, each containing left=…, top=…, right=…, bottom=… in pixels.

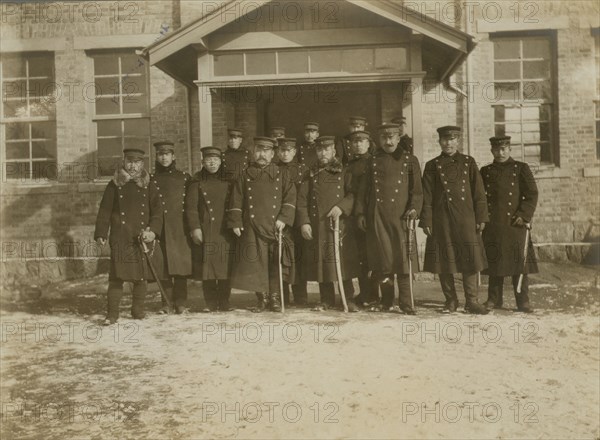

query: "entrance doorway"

left=263, top=83, right=382, bottom=140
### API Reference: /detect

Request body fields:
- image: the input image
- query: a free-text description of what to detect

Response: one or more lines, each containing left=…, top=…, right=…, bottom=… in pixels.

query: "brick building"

left=1, top=0, right=599, bottom=284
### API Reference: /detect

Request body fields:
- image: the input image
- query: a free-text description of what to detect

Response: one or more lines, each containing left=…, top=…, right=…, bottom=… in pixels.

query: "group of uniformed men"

left=94, top=115, right=538, bottom=324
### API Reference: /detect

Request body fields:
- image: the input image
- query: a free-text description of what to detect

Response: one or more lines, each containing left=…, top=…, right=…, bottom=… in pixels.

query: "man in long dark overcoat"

left=151, top=141, right=192, bottom=314
left=226, top=137, right=296, bottom=312
left=356, top=124, right=423, bottom=314
left=481, top=135, right=538, bottom=313
left=346, top=130, right=380, bottom=307
left=296, top=136, right=360, bottom=311
left=94, top=148, right=164, bottom=324
left=276, top=137, right=309, bottom=307
left=420, top=126, right=489, bottom=314
left=186, top=147, right=235, bottom=312
left=222, top=128, right=250, bottom=182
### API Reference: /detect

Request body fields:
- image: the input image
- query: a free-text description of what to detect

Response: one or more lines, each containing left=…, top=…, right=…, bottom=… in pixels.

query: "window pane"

left=121, top=54, right=146, bottom=75
left=5, top=162, right=30, bottom=180
left=124, top=119, right=150, bottom=137
left=3, top=99, right=24, bottom=118
left=95, top=77, right=120, bottom=97
left=494, top=40, right=520, bottom=59
left=123, top=95, right=146, bottom=114
left=494, top=61, right=520, bottom=80
left=31, top=121, right=56, bottom=140
left=375, top=47, right=408, bottom=71
left=122, top=76, right=147, bottom=98
left=342, top=49, right=374, bottom=73
left=494, top=124, right=506, bottom=136
left=540, top=143, right=552, bottom=163
left=5, top=122, right=29, bottom=140
left=213, top=53, right=244, bottom=76
left=246, top=52, right=276, bottom=75
left=28, top=55, right=53, bottom=77
left=97, top=119, right=122, bottom=137
left=94, top=55, right=119, bottom=76
left=494, top=82, right=520, bottom=101
left=2, top=55, right=26, bottom=78
left=523, top=38, right=550, bottom=59
left=33, top=161, right=58, bottom=180
left=98, top=137, right=123, bottom=157
left=522, top=106, right=540, bottom=121
left=124, top=137, right=149, bottom=152
left=5, top=141, right=29, bottom=159
left=278, top=51, right=308, bottom=74
left=96, top=97, right=120, bottom=115
left=504, top=107, right=521, bottom=121
left=523, top=80, right=551, bottom=101
left=98, top=157, right=120, bottom=177
left=32, top=140, right=56, bottom=159
left=310, top=50, right=341, bottom=73
left=494, top=106, right=505, bottom=123
left=523, top=60, right=549, bottom=79
left=539, top=122, right=551, bottom=142
left=2, top=79, right=25, bottom=99
left=28, top=78, right=55, bottom=98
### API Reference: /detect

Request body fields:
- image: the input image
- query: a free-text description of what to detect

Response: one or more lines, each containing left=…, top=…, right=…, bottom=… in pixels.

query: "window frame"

left=89, top=49, right=152, bottom=180
left=490, top=30, right=560, bottom=167
left=0, top=51, right=58, bottom=182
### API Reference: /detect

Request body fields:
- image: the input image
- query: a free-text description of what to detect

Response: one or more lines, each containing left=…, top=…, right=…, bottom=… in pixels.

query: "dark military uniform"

left=186, top=163, right=235, bottom=311
left=481, top=155, right=538, bottom=310
left=420, top=147, right=489, bottom=310
left=151, top=158, right=192, bottom=310
left=346, top=151, right=379, bottom=304
left=356, top=147, right=423, bottom=309
left=226, top=158, right=296, bottom=306
left=296, top=153, right=359, bottom=308
left=94, top=157, right=164, bottom=322
left=278, top=157, right=309, bottom=305
left=297, top=141, right=319, bottom=169
left=222, top=147, right=250, bottom=182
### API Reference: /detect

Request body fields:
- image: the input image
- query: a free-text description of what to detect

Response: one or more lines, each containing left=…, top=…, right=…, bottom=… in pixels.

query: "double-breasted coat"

left=480, top=158, right=539, bottom=276
left=94, top=169, right=165, bottom=281
left=226, top=163, right=296, bottom=292
left=222, top=147, right=250, bottom=182
left=150, top=165, right=192, bottom=277
left=355, top=149, right=423, bottom=275
left=185, top=168, right=235, bottom=280
left=296, top=161, right=360, bottom=283
left=420, top=152, right=489, bottom=274
left=297, top=142, right=319, bottom=169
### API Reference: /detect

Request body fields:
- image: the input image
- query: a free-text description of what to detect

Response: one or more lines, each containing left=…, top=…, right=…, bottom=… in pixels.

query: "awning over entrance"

left=140, top=0, right=476, bottom=87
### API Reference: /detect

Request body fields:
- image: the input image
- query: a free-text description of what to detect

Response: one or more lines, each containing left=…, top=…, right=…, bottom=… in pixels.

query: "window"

left=210, top=46, right=409, bottom=79
left=492, top=33, right=558, bottom=166
left=92, top=51, right=150, bottom=177
left=594, top=30, right=600, bottom=159
left=1, top=52, right=57, bottom=181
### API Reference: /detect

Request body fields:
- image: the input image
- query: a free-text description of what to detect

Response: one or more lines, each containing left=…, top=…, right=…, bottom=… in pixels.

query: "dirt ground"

left=1, top=262, right=599, bottom=440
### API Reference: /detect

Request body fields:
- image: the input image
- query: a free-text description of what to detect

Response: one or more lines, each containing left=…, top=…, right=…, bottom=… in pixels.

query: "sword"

left=407, top=218, right=415, bottom=309
left=332, top=217, right=349, bottom=313
left=138, top=234, right=171, bottom=311
left=277, top=230, right=285, bottom=313
left=517, top=223, right=532, bottom=294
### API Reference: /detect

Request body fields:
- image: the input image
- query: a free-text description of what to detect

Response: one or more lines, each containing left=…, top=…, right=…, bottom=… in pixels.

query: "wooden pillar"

left=409, top=32, right=424, bottom=167
left=197, top=52, right=212, bottom=150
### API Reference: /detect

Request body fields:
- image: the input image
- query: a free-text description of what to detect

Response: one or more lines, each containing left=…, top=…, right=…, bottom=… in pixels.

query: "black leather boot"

left=251, top=292, right=268, bottom=313
left=270, top=293, right=282, bottom=312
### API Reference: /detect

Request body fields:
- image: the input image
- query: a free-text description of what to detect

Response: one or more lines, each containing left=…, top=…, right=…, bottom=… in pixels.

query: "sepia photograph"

left=0, top=0, right=599, bottom=438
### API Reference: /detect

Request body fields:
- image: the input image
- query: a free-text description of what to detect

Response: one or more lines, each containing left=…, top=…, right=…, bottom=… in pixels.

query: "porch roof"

left=140, top=0, right=476, bottom=87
